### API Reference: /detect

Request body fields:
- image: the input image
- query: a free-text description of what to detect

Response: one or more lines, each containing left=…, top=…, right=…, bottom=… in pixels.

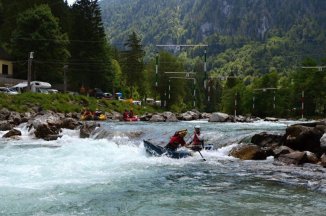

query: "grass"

left=0, top=93, right=161, bottom=114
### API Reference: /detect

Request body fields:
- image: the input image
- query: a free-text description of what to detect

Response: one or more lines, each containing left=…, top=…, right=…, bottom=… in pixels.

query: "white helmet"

left=194, top=125, right=200, bottom=129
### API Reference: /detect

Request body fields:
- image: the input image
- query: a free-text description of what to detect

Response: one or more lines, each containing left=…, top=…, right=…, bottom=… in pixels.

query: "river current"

left=0, top=120, right=325, bottom=215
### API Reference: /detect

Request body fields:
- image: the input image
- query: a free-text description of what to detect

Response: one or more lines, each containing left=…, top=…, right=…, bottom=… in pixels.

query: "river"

left=0, top=120, right=325, bottom=215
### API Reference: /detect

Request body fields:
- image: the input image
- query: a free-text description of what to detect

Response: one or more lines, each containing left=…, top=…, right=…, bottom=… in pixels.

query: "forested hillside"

left=0, top=0, right=325, bottom=117
left=101, top=0, right=326, bottom=75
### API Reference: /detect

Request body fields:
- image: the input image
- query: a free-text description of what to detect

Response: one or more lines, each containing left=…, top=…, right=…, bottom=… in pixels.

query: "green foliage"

left=69, top=0, right=113, bottom=91
left=10, top=4, right=70, bottom=82
left=121, top=31, right=145, bottom=98
left=0, top=93, right=159, bottom=114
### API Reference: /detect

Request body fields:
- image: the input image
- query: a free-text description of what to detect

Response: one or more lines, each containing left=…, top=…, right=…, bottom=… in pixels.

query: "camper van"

left=11, top=81, right=51, bottom=93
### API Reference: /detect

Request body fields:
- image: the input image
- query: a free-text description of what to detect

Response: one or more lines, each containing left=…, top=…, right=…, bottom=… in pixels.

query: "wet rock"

left=140, top=113, right=152, bottom=121
left=34, top=123, right=61, bottom=139
left=229, top=144, right=267, bottom=160
left=251, top=132, right=283, bottom=149
left=284, top=125, right=324, bottom=154
left=179, top=111, right=198, bottom=121
left=2, top=128, right=22, bottom=138
left=62, top=118, right=80, bottom=130
left=80, top=122, right=99, bottom=138
left=273, top=146, right=294, bottom=158
left=304, top=151, right=319, bottom=164
left=44, top=134, right=63, bottom=141
left=320, top=133, right=326, bottom=150
left=320, top=154, right=326, bottom=167
left=277, top=151, right=307, bottom=165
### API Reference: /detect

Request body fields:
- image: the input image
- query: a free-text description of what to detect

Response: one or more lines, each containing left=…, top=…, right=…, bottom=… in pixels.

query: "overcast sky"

left=67, top=0, right=75, bottom=5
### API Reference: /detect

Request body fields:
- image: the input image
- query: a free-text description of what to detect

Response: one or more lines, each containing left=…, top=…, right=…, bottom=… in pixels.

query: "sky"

left=67, top=0, right=76, bottom=6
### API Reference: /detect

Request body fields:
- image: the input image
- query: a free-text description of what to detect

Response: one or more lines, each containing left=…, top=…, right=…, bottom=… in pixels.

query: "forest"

left=0, top=0, right=325, bottom=118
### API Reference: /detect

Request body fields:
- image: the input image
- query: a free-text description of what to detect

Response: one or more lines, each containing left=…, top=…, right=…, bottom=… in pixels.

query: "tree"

left=122, top=31, right=145, bottom=98
left=11, top=4, right=70, bottom=82
left=69, top=0, right=113, bottom=92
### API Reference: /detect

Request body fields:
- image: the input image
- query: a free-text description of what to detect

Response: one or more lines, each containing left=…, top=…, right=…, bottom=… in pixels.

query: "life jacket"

left=166, top=135, right=186, bottom=151
left=193, top=132, right=202, bottom=146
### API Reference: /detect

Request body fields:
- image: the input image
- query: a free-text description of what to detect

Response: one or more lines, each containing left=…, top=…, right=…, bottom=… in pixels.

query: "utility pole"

left=63, top=65, right=68, bottom=93
left=234, top=92, right=237, bottom=118
left=27, top=52, right=34, bottom=91
left=155, top=52, right=159, bottom=101
left=301, top=90, right=304, bottom=119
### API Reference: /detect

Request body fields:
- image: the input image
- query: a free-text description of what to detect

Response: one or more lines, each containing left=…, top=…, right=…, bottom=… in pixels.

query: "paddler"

left=165, top=129, right=188, bottom=151
left=187, top=125, right=204, bottom=151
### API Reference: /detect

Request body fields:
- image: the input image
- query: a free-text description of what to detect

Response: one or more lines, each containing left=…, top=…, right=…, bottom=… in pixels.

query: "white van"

left=11, top=81, right=51, bottom=93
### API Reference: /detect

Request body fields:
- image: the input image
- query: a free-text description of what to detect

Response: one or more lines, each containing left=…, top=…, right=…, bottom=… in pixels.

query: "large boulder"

left=179, top=111, right=199, bottom=121
left=34, top=123, right=61, bottom=140
left=229, top=144, right=267, bottom=160
left=277, top=151, right=307, bottom=165
left=8, top=112, right=22, bottom=125
left=0, top=121, right=13, bottom=131
left=320, top=133, right=326, bottom=150
left=283, top=124, right=324, bottom=154
left=251, top=132, right=283, bottom=149
left=209, top=112, right=229, bottom=122
left=162, top=112, right=178, bottom=122
left=149, top=114, right=165, bottom=122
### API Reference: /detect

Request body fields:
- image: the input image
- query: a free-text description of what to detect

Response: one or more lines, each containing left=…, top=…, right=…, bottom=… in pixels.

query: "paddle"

left=197, top=150, right=206, bottom=161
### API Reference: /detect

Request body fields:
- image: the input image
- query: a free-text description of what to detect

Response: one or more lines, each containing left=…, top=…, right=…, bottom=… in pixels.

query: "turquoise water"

left=0, top=121, right=325, bottom=215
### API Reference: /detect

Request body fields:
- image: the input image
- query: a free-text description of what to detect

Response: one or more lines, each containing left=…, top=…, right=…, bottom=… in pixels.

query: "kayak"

left=80, top=113, right=107, bottom=121
left=143, top=140, right=192, bottom=159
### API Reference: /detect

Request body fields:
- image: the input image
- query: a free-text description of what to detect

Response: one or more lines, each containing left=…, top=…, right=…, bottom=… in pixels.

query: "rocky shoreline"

left=1, top=108, right=325, bottom=168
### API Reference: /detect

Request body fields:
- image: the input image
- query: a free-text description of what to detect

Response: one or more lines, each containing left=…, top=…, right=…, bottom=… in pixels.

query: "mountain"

left=100, top=0, right=326, bottom=75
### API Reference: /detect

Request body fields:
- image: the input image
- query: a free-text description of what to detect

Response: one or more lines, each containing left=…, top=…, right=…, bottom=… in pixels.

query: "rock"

left=209, top=112, right=229, bottom=122
left=162, top=112, right=178, bottom=122
left=229, top=144, right=267, bottom=160
left=320, top=154, right=326, bottom=167
left=8, top=112, right=22, bottom=125
left=320, top=133, right=326, bottom=150
left=80, top=122, right=99, bottom=138
left=273, top=146, right=294, bottom=158
left=251, top=132, right=283, bottom=149
left=44, top=134, right=63, bottom=141
left=283, top=125, right=324, bottom=154
left=0, top=108, right=10, bottom=120
left=304, top=151, right=319, bottom=164
left=0, top=121, right=13, bottom=131
left=264, top=117, right=278, bottom=122
left=149, top=114, right=165, bottom=122
left=2, top=129, right=22, bottom=138
left=34, top=123, right=61, bottom=139
left=179, top=111, right=198, bottom=121
left=140, top=113, right=152, bottom=121
left=277, top=151, right=307, bottom=165
left=201, top=112, right=212, bottom=119
left=62, top=118, right=80, bottom=130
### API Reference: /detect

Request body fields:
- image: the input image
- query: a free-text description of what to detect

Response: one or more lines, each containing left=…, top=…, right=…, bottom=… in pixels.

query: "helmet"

left=194, top=125, right=200, bottom=129
left=178, top=129, right=188, bottom=136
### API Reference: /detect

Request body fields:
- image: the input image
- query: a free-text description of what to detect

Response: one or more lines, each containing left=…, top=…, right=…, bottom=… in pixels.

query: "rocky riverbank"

left=1, top=107, right=325, bottom=168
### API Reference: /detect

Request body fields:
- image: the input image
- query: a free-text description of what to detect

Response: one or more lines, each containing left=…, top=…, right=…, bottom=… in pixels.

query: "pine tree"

left=69, top=0, right=113, bottom=92
left=122, top=31, right=145, bottom=98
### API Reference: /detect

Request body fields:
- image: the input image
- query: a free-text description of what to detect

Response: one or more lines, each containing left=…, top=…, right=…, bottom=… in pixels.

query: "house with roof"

left=0, top=47, right=13, bottom=77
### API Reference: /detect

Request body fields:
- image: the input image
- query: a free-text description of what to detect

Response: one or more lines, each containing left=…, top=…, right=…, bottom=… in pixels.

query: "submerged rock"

left=2, top=128, right=22, bottom=138
left=277, top=151, right=307, bottom=165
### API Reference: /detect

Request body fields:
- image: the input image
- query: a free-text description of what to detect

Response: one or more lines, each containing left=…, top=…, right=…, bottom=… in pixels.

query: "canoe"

left=143, top=140, right=192, bottom=159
